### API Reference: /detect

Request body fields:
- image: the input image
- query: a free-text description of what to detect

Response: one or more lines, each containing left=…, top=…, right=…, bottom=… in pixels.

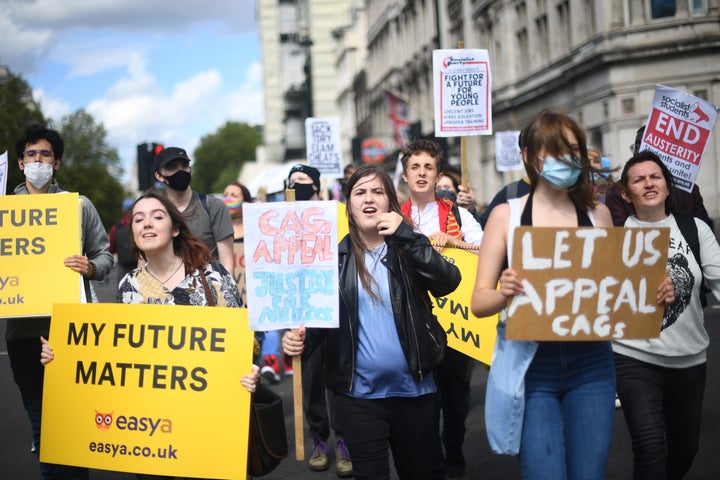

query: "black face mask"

left=292, top=183, right=316, bottom=201
left=163, top=170, right=191, bottom=191
left=436, top=189, right=457, bottom=204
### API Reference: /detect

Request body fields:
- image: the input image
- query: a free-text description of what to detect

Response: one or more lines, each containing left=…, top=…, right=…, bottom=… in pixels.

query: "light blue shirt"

left=348, top=244, right=436, bottom=398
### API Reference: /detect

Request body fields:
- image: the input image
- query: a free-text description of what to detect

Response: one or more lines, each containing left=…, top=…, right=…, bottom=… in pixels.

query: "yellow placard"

left=41, top=303, right=255, bottom=479
left=0, top=193, right=81, bottom=317
left=433, top=247, right=498, bottom=366
left=507, top=227, right=669, bottom=341
left=337, top=201, right=349, bottom=240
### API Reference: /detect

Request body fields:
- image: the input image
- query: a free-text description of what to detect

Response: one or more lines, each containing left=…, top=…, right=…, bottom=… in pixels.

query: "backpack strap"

left=451, top=203, right=463, bottom=229
left=198, top=192, right=211, bottom=217
left=507, top=180, right=519, bottom=200
left=675, top=213, right=708, bottom=307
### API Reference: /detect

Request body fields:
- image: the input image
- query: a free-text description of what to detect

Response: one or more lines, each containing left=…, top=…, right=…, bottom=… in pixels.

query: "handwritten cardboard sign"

left=243, top=201, right=339, bottom=331
left=433, top=248, right=498, bottom=365
left=41, top=303, right=254, bottom=478
left=507, top=227, right=669, bottom=341
left=0, top=193, right=81, bottom=318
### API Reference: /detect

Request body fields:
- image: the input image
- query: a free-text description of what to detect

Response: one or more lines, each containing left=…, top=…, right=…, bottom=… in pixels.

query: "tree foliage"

left=192, top=121, right=262, bottom=193
left=55, top=109, right=127, bottom=230
left=0, top=72, right=46, bottom=191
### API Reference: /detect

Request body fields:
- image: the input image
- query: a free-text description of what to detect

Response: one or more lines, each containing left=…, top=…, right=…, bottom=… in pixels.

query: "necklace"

left=147, top=260, right=184, bottom=284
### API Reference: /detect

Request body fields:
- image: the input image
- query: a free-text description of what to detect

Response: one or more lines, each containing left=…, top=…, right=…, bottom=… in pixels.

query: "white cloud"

left=33, top=88, right=72, bottom=123
left=80, top=61, right=263, bottom=186
left=1, top=0, right=263, bottom=189
left=0, top=0, right=257, bottom=74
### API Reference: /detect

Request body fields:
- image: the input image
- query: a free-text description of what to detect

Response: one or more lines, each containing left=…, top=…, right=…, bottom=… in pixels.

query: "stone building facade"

left=258, top=0, right=720, bottom=213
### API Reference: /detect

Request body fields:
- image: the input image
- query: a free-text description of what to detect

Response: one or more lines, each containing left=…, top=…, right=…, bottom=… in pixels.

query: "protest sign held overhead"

left=494, top=131, right=523, bottom=172
left=243, top=201, right=340, bottom=331
left=305, top=117, right=343, bottom=179
left=433, top=49, right=492, bottom=137
left=41, top=303, right=255, bottom=478
left=1, top=193, right=81, bottom=317
left=507, top=227, right=669, bottom=341
left=640, top=85, right=718, bottom=192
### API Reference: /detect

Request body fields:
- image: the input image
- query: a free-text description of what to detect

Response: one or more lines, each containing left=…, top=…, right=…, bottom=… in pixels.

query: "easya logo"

left=95, top=411, right=113, bottom=431
left=0, top=275, right=19, bottom=290
left=93, top=409, right=173, bottom=436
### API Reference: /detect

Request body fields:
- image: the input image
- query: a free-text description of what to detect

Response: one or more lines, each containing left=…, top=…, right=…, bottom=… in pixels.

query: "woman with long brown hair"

left=471, top=110, right=674, bottom=479
left=282, top=164, right=461, bottom=479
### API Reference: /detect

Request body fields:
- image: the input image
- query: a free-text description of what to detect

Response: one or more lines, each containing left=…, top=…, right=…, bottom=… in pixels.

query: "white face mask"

left=23, top=162, right=55, bottom=189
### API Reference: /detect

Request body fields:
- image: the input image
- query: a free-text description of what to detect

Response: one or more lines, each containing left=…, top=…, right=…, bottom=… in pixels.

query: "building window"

left=585, top=0, right=596, bottom=36
left=516, top=2, right=529, bottom=75
left=622, top=98, right=635, bottom=114
left=651, top=0, right=676, bottom=18
left=691, top=0, right=705, bottom=13
left=557, top=1, right=571, bottom=48
left=536, top=15, right=549, bottom=63
left=517, top=28, right=529, bottom=75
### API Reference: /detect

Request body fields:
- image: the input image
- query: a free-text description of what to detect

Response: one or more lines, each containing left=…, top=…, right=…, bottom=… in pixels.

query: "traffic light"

left=137, top=142, right=164, bottom=191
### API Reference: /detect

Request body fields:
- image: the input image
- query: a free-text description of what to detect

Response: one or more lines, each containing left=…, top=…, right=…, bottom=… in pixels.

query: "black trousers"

left=302, top=342, right=338, bottom=441
left=615, top=353, right=706, bottom=480
left=435, top=348, right=474, bottom=464
left=335, top=392, right=438, bottom=480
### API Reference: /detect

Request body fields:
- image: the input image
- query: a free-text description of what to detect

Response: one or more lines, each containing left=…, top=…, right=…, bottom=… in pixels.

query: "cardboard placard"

left=507, top=227, right=669, bottom=341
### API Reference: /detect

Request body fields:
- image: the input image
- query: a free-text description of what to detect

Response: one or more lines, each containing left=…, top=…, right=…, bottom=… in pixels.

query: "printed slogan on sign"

left=640, top=85, right=718, bottom=192
left=507, top=227, right=669, bottom=341
left=433, top=48, right=492, bottom=137
left=244, top=201, right=339, bottom=331
left=41, top=303, right=255, bottom=478
left=0, top=193, right=82, bottom=317
left=433, top=248, right=498, bottom=365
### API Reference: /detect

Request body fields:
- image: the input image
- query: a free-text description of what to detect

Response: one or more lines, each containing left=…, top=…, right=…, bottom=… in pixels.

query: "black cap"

left=154, top=147, right=190, bottom=173
left=288, top=164, right=321, bottom=191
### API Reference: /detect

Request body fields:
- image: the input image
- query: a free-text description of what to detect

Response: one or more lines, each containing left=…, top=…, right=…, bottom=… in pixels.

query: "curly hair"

left=401, top=139, right=445, bottom=173
left=15, top=124, right=64, bottom=159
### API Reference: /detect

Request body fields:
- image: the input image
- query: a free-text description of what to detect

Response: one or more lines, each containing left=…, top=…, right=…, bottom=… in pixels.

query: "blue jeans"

left=519, top=341, right=615, bottom=480
left=260, top=329, right=280, bottom=357
left=614, top=353, right=706, bottom=480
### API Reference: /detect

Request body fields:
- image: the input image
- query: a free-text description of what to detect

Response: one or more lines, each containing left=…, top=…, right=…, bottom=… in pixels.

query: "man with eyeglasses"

left=7, top=124, right=113, bottom=480
left=605, top=126, right=713, bottom=229
left=152, top=147, right=234, bottom=274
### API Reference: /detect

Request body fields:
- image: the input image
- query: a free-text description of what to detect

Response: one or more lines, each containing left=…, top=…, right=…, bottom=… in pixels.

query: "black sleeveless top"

left=520, top=189, right=593, bottom=227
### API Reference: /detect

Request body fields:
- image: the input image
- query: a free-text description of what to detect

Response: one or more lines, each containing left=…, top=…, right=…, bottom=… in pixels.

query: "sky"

left=0, top=0, right=263, bottom=185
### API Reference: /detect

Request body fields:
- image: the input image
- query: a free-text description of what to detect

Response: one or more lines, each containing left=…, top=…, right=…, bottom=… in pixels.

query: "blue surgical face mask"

left=539, top=154, right=581, bottom=189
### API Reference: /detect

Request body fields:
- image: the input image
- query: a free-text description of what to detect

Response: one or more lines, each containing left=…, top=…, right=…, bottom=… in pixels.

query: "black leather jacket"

left=303, top=221, right=461, bottom=394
